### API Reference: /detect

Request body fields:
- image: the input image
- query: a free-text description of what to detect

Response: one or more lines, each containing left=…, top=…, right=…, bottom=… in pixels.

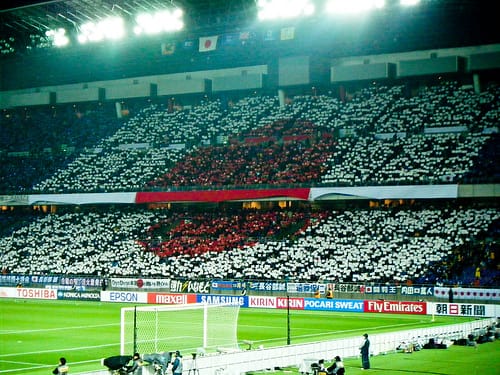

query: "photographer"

left=52, top=357, right=69, bottom=375
left=126, top=353, right=143, bottom=375
left=171, top=351, right=183, bottom=375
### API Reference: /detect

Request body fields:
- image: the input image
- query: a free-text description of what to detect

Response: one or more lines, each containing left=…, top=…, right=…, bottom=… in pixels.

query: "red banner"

left=136, top=188, right=310, bottom=203
left=276, top=297, right=305, bottom=310
left=147, top=293, right=196, bottom=305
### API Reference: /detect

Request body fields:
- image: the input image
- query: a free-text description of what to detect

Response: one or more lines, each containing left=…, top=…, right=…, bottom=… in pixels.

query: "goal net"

left=120, top=302, right=241, bottom=355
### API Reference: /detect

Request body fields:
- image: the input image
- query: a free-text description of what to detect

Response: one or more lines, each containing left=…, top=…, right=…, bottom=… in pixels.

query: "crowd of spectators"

left=0, top=102, right=123, bottom=193
left=138, top=210, right=311, bottom=257
left=321, top=132, right=491, bottom=185
left=147, top=135, right=334, bottom=188
left=0, top=79, right=493, bottom=193
left=0, top=205, right=497, bottom=285
left=1, top=78, right=498, bottom=286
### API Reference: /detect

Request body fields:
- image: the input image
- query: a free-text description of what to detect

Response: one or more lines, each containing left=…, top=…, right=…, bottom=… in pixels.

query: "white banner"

left=429, top=302, right=498, bottom=318
left=29, top=192, right=136, bottom=205
left=0, top=287, right=57, bottom=300
left=310, top=184, right=458, bottom=200
left=101, top=290, right=148, bottom=303
left=434, top=286, right=500, bottom=301
left=110, top=277, right=171, bottom=289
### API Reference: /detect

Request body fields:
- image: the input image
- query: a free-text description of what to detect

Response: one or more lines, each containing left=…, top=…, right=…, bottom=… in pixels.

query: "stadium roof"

left=0, top=0, right=488, bottom=40
left=0, top=1, right=497, bottom=58
left=0, top=0, right=255, bottom=42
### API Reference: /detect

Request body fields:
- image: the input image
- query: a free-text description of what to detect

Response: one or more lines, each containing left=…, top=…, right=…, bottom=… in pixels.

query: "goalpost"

left=120, top=302, right=241, bottom=355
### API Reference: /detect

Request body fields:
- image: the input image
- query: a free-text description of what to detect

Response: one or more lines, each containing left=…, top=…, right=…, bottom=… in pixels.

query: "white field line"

left=0, top=323, right=118, bottom=335
left=0, top=313, right=436, bottom=374
left=0, top=324, right=117, bottom=373
left=0, top=342, right=119, bottom=358
left=0, top=359, right=101, bottom=374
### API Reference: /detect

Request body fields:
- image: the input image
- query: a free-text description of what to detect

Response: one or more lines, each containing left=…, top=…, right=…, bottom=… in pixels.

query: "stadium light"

left=325, top=0, right=386, bottom=15
left=45, top=28, right=69, bottom=47
left=400, top=0, right=420, bottom=6
left=257, top=0, right=315, bottom=21
left=77, top=17, right=125, bottom=44
left=133, top=8, right=184, bottom=35
left=0, top=37, right=15, bottom=54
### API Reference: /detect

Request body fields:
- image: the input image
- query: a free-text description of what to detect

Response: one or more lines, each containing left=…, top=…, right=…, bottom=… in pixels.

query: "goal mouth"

left=120, top=302, right=241, bottom=356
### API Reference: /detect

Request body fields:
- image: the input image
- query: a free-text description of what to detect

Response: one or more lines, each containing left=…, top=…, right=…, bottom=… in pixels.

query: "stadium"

left=0, top=0, right=499, bottom=375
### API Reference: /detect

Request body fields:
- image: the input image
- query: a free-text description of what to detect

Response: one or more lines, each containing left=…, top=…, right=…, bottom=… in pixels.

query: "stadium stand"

left=0, top=205, right=497, bottom=285
left=0, top=76, right=498, bottom=286
left=0, top=102, right=123, bottom=193
left=0, top=0, right=498, bottom=291
left=0, top=80, right=491, bottom=193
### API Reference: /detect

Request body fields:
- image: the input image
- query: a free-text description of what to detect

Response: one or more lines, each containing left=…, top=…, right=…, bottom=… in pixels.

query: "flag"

left=199, top=36, right=218, bottom=52
left=239, top=31, right=250, bottom=41
left=182, top=39, right=195, bottom=50
left=161, top=41, right=176, bottom=56
left=239, top=31, right=256, bottom=46
left=280, top=27, right=295, bottom=41
left=221, top=33, right=239, bottom=47
left=263, top=29, right=277, bottom=42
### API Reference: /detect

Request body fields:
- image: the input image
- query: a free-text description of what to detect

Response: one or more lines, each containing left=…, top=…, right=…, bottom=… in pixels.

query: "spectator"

left=326, top=287, right=333, bottom=299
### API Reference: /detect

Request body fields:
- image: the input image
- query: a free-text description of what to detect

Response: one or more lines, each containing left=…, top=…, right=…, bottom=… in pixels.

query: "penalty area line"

left=0, top=359, right=103, bottom=374
left=0, top=342, right=118, bottom=358
left=0, top=322, right=118, bottom=335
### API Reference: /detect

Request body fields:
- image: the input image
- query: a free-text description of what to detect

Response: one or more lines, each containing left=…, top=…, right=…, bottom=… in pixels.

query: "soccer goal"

left=120, top=302, right=241, bottom=355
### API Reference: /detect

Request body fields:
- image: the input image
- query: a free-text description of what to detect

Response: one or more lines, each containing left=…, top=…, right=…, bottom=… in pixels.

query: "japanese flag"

left=199, top=36, right=218, bottom=52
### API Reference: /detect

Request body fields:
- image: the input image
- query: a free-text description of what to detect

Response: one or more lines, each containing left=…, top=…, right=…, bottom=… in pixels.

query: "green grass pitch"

left=0, top=298, right=498, bottom=375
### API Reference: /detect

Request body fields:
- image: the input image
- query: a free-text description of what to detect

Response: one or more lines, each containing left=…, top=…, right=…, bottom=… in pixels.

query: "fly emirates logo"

left=365, top=300, right=426, bottom=315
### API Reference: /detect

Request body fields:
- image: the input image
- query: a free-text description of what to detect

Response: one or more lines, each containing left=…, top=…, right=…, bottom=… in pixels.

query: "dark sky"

left=0, top=0, right=48, bottom=11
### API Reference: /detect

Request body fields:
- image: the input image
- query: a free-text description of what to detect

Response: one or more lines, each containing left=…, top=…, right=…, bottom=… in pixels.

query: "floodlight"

left=101, top=17, right=125, bottom=40
left=45, top=28, right=69, bottom=47
left=400, top=0, right=420, bottom=6
left=257, top=0, right=315, bottom=21
left=77, top=16, right=125, bottom=44
left=172, top=8, right=183, bottom=19
left=78, top=22, right=102, bottom=43
left=325, top=0, right=386, bottom=14
left=134, top=8, right=184, bottom=35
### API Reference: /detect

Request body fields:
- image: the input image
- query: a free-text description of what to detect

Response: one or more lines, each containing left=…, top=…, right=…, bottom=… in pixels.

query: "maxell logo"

left=152, top=294, right=186, bottom=305
left=365, top=300, right=426, bottom=315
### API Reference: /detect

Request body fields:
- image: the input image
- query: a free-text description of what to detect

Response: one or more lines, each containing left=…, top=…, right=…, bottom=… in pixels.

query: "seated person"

left=466, top=334, right=477, bottom=347
left=52, top=357, right=69, bottom=375
left=326, top=356, right=344, bottom=375
left=318, top=359, right=327, bottom=375
left=397, top=341, right=414, bottom=353
left=142, top=352, right=171, bottom=375
left=486, top=327, right=496, bottom=342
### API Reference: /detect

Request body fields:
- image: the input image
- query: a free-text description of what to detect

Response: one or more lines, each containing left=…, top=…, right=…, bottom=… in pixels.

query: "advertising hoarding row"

left=2, top=287, right=498, bottom=317
left=3, top=275, right=499, bottom=303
